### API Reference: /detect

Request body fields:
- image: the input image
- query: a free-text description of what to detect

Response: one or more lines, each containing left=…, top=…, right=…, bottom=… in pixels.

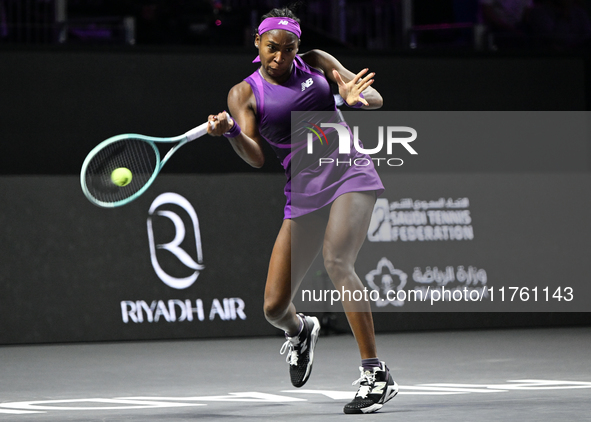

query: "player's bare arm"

left=207, top=81, right=265, bottom=168
left=301, top=49, right=383, bottom=110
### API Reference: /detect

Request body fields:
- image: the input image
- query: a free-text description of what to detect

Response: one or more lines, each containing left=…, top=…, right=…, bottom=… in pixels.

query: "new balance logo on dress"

left=301, top=78, right=314, bottom=91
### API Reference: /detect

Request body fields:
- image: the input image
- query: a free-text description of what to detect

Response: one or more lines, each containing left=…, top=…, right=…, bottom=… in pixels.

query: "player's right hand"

left=207, top=111, right=234, bottom=136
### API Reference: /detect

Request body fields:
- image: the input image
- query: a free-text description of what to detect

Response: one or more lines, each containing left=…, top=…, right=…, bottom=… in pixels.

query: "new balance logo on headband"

left=278, top=20, right=289, bottom=25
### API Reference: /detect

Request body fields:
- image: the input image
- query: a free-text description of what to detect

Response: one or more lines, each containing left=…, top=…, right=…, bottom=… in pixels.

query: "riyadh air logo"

left=365, top=257, right=407, bottom=307
left=147, top=192, right=205, bottom=290
left=301, top=78, right=314, bottom=91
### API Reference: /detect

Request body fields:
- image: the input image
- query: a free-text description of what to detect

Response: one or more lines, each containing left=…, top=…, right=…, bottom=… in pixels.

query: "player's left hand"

left=333, top=68, right=374, bottom=107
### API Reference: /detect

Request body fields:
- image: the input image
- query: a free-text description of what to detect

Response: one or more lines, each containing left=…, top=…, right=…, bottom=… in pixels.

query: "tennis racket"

left=80, top=122, right=209, bottom=208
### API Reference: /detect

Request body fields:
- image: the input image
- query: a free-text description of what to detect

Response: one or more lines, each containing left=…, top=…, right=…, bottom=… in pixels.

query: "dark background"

left=0, top=50, right=588, bottom=175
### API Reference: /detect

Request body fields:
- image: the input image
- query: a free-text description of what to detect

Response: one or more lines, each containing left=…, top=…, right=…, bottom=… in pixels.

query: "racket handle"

left=184, top=122, right=209, bottom=141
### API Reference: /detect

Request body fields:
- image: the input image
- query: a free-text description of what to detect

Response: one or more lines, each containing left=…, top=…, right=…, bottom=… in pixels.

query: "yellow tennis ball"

left=111, top=167, right=132, bottom=186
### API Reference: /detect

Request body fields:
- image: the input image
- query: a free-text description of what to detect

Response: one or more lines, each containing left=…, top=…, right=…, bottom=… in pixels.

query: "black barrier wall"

left=0, top=49, right=588, bottom=175
left=1, top=49, right=590, bottom=344
left=0, top=175, right=286, bottom=344
left=2, top=173, right=589, bottom=345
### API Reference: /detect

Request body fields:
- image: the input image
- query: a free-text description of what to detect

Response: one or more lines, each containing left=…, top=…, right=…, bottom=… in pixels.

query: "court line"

left=1, top=380, right=590, bottom=416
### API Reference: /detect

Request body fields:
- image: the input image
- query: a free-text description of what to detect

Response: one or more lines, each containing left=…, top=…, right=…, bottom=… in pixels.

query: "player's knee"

left=323, top=253, right=354, bottom=284
left=263, top=297, right=288, bottom=322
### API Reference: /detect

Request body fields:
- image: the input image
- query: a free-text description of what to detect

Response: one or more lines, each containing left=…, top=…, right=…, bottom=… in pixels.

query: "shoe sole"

left=297, top=316, right=320, bottom=387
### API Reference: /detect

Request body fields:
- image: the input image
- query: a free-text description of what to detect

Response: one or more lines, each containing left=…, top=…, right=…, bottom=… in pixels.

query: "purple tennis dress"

left=245, top=55, right=384, bottom=219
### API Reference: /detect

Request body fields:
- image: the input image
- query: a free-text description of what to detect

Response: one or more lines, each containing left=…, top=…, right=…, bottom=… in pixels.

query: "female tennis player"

left=207, top=6, right=397, bottom=414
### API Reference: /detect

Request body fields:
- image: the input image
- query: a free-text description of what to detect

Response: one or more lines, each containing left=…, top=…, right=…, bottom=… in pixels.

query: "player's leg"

left=263, top=213, right=326, bottom=332
left=323, top=191, right=376, bottom=351
left=263, top=211, right=326, bottom=387
left=322, top=191, right=398, bottom=413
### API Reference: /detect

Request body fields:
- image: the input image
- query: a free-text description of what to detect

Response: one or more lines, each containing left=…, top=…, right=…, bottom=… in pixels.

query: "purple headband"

left=253, top=17, right=301, bottom=63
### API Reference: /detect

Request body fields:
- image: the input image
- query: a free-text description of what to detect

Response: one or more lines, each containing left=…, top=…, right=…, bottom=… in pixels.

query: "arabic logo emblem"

left=365, top=257, right=407, bottom=307
left=147, top=192, right=205, bottom=289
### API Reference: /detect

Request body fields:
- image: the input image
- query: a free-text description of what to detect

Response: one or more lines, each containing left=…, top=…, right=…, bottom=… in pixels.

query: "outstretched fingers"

left=351, top=67, right=370, bottom=85
left=332, top=68, right=346, bottom=88
left=333, top=68, right=375, bottom=107
left=354, top=69, right=375, bottom=104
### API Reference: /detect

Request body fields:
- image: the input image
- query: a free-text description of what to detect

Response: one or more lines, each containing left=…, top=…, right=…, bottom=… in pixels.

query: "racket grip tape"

left=184, top=122, right=209, bottom=141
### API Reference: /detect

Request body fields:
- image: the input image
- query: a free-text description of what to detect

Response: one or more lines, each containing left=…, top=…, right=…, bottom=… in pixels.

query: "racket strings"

left=84, top=138, right=158, bottom=204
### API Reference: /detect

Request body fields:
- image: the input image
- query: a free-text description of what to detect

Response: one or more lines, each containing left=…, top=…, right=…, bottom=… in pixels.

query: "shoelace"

left=352, top=369, right=376, bottom=399
left=280, top=338, right=299, bottom=366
